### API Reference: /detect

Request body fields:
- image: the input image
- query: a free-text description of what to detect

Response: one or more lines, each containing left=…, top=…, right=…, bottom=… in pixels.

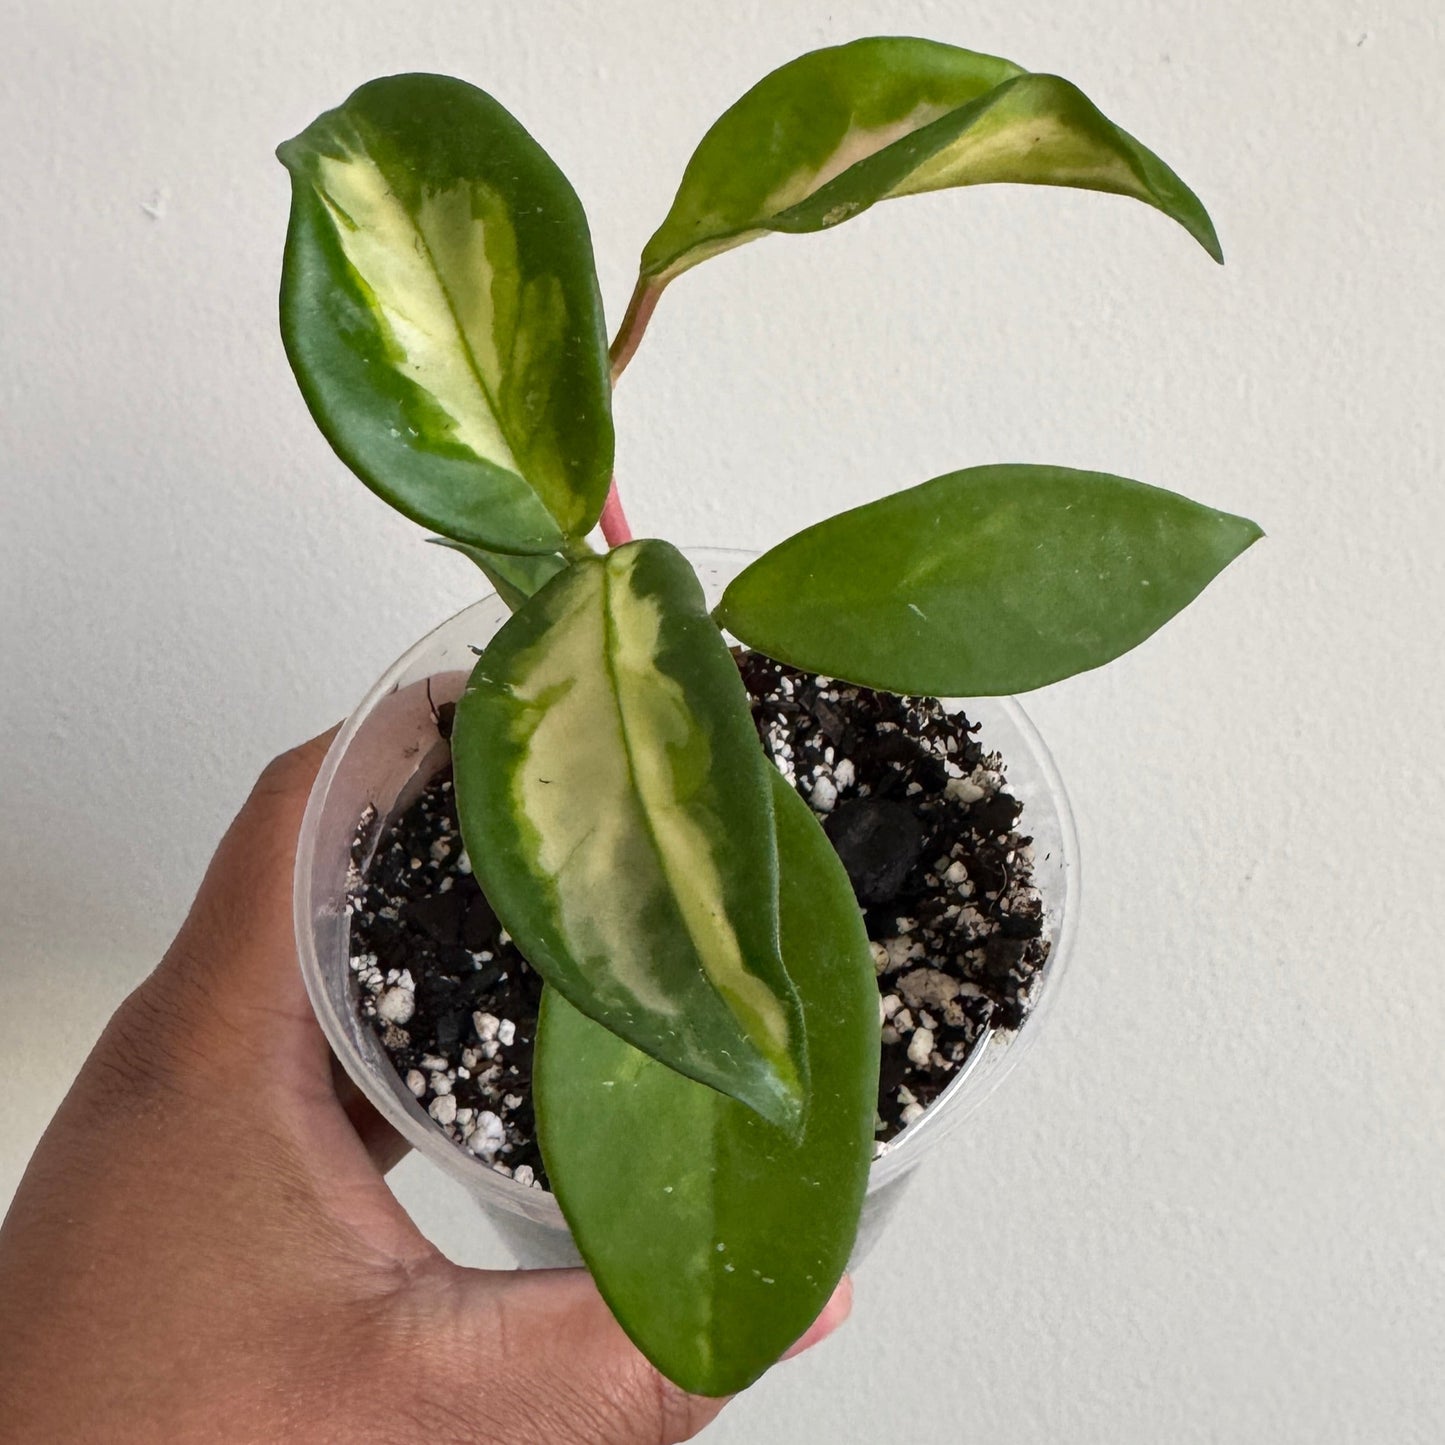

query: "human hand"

left=0, top=733, right=849, bottom=1443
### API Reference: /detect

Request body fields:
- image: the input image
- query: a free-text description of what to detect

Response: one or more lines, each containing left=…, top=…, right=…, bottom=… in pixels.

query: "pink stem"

left=600, top=274, right=667, bottom=547
left=599, top=478, right=633, bottom=546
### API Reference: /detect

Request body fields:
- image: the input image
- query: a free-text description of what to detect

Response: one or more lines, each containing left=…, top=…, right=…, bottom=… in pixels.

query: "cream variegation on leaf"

left=278, top=74, right=613, bottom=554
left=640, top=37, right=1023, bottom=281
left=452, top=540, right=807, bottom=1132
left=611, top=37, right=1220, bottom=373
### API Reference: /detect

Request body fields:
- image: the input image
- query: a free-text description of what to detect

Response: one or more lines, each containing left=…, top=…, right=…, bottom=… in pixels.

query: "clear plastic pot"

left=295, top=549, right=1080, bottom=1268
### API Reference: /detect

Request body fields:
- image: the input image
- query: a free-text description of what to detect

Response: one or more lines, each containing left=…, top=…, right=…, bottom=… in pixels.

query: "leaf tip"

left=1199, top=217, right=1225, bottom=265
left=1160, top=186, right=1222, bottom=263
left=1206, top=507, right=1264, bottom=576
left=743, top=1058, right=808, bottom=1141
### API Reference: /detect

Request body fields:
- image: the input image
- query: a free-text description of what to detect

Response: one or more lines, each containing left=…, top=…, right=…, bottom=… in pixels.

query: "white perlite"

left=467, top=1110, right=506, bottom=1159
left=376, top=986, right=415, bottom=1024
left=945, top=775, right=986, bottom=804
left=907, top=1027, right=935, bottom=1067
left=809, top=775, right=838, bottom=812
left=897, top=967, right=963, bottom=1011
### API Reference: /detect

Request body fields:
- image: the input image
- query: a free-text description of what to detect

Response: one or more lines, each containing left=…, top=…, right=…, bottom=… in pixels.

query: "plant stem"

left=599, top=479, right=634, bottom=546
left=601, top=273, right=666, bottom=547
left=609, top=275, right=665, bottom=385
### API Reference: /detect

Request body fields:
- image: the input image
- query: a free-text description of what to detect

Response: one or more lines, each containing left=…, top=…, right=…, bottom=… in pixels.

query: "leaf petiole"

left=562, top=535, right=602, bottom=562
left=609, top=276, right=666, bottom=384
left=599, top=479, right=634, bottom=546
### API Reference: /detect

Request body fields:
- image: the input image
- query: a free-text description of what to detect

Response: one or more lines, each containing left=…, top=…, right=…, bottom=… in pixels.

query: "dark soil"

left=347, top=656, right=1051, bottom=1190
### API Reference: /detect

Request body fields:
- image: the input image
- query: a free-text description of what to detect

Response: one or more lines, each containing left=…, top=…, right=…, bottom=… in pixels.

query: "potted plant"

left=281, top=36, right=1260, bottom=1398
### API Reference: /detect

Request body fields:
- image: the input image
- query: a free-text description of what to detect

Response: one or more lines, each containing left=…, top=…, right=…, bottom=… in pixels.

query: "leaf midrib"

left=598, top=562, right=782, bottom=1071
left=349, top=116, right=526, bottom=487
left=657, top=85, right=1003, bottom=271
left=597, top=562, right=696, bottom=971
left=594, top=564, right=752, bottom=1366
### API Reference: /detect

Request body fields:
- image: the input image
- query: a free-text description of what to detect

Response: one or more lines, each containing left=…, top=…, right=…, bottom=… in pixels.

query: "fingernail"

left=783, top=1274, right=852, bottom=1360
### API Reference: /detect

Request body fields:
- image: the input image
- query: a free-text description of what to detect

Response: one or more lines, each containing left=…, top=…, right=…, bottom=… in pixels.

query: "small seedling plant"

left=278, top=37, right=1260, bottom=1395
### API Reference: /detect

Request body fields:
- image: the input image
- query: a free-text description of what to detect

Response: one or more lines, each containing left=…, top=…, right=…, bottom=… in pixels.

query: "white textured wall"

left=3, top=3, right=1442, bottom=1440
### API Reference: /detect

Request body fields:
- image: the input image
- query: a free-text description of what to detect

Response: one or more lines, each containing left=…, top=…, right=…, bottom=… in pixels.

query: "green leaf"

left=640, top=36, right=1220, bottom=286
left=716, top=464, right=1262, bottom=696
left=429, top=536, right=568, bottom=612
left=278, top=73, right=614, bottom=553
left=453, top=540, right=806, bottom=1131
left=535, top=772, right=880, bottom=1396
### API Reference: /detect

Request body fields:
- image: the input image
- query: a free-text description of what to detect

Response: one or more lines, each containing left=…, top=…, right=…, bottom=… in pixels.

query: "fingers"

left=429, top=1266, right=850, bottom=1444
left=161, top=727, right=339, bottom=1012
left=782, top=1272, right=853, bottom=1359
left=71, top=723, right=428, bottom=1259
left=166, top=726, right=340, bottom=1003
left=97, top=728, right=341, bottom=1101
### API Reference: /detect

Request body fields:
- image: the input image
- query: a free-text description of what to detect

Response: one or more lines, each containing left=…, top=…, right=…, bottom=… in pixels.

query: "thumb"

left=424, top=1267, right=850, bottom=1445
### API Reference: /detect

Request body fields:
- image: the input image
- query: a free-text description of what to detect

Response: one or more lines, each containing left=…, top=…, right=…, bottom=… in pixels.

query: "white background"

left=3, top=3, right=1442, bottom=1441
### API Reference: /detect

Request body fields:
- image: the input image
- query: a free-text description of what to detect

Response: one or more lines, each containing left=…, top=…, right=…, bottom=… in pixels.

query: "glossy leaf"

left=453, top=540, right=806, bottom=1130
left=279, top=74, right=613, bottom=553
left=535, top=773, right=880, bottom=1396
left=716, top=464, right=1262, bottom=696
left=640, top=36, right=1219, bottom=287
left=429, top=536, right=567, bottom=612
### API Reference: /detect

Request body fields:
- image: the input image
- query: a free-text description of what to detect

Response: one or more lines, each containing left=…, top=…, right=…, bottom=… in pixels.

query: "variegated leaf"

left=716, top=464, right=1263, bottom=696
left=534, top=773, right=880, bottom=1396
left=279, top=74, right=613, bottom=554
left=453, top=540, right=806, bottom=1130
left=429, top=536, right=567, bottom=612
left=630, top=37, right=1218, bottom=321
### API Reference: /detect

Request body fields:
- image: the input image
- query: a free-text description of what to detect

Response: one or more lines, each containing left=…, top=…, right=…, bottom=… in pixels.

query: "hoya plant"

left=278, top=37, right=1259, bottom=1395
